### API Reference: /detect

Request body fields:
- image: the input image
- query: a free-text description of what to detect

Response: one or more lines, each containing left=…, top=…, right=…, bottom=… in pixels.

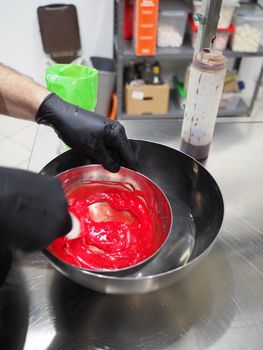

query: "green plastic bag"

left=45, top=64, right=98, bottom=111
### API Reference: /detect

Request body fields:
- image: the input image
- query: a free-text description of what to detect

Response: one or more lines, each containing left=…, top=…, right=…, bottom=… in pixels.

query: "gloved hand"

left=0, top=167, right=71, bottom=251
left=35, top=93, right=140, bottom=173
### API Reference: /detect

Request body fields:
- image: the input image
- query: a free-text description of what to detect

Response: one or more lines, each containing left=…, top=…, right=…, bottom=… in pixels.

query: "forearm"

left=0, top=64, right=50, bottom=121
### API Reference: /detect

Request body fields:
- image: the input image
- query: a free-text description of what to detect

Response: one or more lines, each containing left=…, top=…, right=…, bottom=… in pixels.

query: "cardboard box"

left=125, top=84, right=169, bottom=115
left=134, top=0, right=159, bottom=56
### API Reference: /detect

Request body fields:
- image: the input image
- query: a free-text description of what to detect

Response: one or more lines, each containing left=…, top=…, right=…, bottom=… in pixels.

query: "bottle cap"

left=238, top=81, right=245, bottom=90
left=153, top=66, right=160, bottom=74
left=193, top=48, right=228, bottom=72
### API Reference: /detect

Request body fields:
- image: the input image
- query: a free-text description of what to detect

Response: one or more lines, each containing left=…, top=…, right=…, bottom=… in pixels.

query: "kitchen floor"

left=0, top=116, right=37, bottom=170
left=1, top=99, right=263, bottom=171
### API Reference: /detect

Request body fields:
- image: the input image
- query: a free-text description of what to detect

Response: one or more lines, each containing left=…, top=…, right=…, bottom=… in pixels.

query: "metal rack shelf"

left=119, top=97, right=249, bottom=120
left=114, top=0, right=263, bottom=120
left=115, top=36, right=263, bottom=61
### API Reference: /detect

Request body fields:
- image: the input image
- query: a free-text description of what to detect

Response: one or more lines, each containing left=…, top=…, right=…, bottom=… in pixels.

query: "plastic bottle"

left=126, top=60, right=138, bottom=84
left=180, top=48, right=228, bottom=161
left=143, top=61, right=154, bottom=84
left=152, top=61, right=163, bottom=85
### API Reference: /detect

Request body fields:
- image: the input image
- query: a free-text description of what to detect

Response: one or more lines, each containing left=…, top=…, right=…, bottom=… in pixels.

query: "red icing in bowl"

left=48, top=181, right=163, bottom=270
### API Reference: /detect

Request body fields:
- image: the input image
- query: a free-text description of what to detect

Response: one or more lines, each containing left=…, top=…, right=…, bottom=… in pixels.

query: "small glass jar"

left=180, top=49, right=228, bottom=161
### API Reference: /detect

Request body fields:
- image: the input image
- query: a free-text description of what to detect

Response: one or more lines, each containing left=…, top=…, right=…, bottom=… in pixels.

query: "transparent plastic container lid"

left=160, top=10, right=187, bottom=17
left=235, top=4, right=263, bottom=19
left=159, top=0, right=190, bottom=14
left=190, top=16, right=235, bottom=33
left=194, top=0, right=239, bottom=6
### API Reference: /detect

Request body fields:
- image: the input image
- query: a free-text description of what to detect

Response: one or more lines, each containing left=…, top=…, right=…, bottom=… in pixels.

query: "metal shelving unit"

left=120, top=98, right=249, bottom=120
left=115, top=0, right=263, bottom=120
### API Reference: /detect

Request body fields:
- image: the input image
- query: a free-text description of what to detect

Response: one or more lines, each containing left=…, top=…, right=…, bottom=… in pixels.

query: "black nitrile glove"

left=35, top=93, right=140, bottom=173
left=0, top=167, right=71, bottom=251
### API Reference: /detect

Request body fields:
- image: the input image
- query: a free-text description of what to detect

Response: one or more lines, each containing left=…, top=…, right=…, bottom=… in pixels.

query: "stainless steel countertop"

left=3, top=120, right=263, bottom=350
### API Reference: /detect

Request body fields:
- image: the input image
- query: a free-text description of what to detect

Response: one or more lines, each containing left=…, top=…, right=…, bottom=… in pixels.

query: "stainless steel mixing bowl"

left=41, top=140, right=224, bottom=295
left=47, top=164, right=172, bottom=275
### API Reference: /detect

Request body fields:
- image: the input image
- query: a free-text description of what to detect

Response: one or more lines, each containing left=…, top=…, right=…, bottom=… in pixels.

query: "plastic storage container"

left=220, top=92, right=241, bottom=109
left=157, top=1, right=189, bottom=48
left=190, top=17, right=235, bottom=51
left=231, top=7, right=263, bottom=52
left=194, top=0, right=239, bottom=29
